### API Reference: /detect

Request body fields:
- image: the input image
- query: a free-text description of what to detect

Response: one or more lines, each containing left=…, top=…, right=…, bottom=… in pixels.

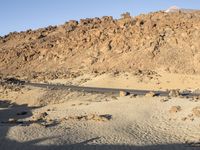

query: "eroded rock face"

left=1, top=11, right=200, bottom=79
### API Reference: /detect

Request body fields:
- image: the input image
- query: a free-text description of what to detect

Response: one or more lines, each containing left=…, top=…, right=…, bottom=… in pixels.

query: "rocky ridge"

left=1, top=10, right=200, bottom=80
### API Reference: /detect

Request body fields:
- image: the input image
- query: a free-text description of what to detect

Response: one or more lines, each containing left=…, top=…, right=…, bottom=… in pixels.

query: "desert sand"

left=1, top=71, right=200, bottom=150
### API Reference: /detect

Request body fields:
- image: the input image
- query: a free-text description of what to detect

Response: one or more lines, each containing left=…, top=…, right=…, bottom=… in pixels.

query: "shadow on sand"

left=0, top=99, right=199, bottom=150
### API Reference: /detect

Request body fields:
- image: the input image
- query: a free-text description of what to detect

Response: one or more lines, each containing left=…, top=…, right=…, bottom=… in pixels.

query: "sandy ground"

left=48, top=70, right=200, bottom=91
left=1, top=72, right=200, bottom=150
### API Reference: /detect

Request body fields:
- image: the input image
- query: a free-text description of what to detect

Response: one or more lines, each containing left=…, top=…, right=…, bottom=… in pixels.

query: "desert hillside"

left=1, top=8, right=200, bottom=150
left=1, top=10, right=200, bottom=80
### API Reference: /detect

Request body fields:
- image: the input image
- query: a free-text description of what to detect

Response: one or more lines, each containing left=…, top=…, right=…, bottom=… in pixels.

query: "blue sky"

left=0, top=0, right=200, bottom=36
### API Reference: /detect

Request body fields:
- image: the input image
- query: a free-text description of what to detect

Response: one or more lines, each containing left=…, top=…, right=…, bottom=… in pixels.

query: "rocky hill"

left=1, top=10, right=200, bottom=80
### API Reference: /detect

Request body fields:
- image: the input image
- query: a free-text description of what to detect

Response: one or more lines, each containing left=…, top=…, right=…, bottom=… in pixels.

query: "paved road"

left=1, top=78, right=198, bottom=97
left=24, top=82, right=197, bottom=97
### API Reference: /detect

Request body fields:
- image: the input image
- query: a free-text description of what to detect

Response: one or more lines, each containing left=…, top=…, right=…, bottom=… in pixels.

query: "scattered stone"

left=192, top=96, right=200, bottom=101
left=111, top=96, right=118, bottom=100
left=40, top=112, right=48, bottom=117
left=130, top=94, right=137, bottom=98
left=113, top=70, right=120, bottom=76
left=1, top=118, right=24, bottom=124
left=85, top=114, right=96, bottom=120
left=32, top=112, right=48, bottom=121
left=178, top=95, right=185, bottom=99
left=190, top=118, right=195, bottom=121
left=121, top=12, right=131, bottom=19
left=145, top=91, right=156, bottom=97
left=160, top=98, right=169, bottom=102
left=17, top=111, right=28, bottom=116
left=8, top=118, right=17, bottom=123
left=119, top=91, right=129, bottom=97
left=169, top=106, right=182, bottom=113
left=99, top=114, right=112, bottom=120
left=192, top=89, right=200, bottom=95
left=93, top=114, right=112, bottom=121
left=181, top=117, right=187, bottom=121
left=65, top=114, right=112, bottom=122
left=187, top=141, right=200, bottom=147
left=169, top=89, right=180, bottom=97
left=188, top=114, right=194, bottom=118
left=192, top=106, right=200, bottom=117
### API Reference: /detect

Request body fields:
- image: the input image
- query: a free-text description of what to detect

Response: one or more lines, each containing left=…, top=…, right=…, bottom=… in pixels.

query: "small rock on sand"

left=192, top=96, right=200, bottom=101
left=17, top=111, right=28, bottom=116
left=160, top=98, right=169, bottom=102
left=111, top=96, right=118, bottom=100
left=119, top=91, right=128, bottom=97
left=181, top=117, right=187, bottom=121
left=8, top=118, right=17, bottom=123
left=65, top=114, right=112, bottom=122
left=192, top=106, right=200, bottom=117
left=145, top=91, right=156, bottom=97
left=169, top=106, right=182, bottom=113
left=192, top=89, right=200, bottom=95
left=169, top=89, right=180, bottom=97
left=130, top=94, right=137, bottom=98
left=32, top=112, right=48, bottom=121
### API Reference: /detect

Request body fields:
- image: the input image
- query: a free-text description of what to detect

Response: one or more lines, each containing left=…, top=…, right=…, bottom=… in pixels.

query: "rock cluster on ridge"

left=1, top=10, right=200, bottom=80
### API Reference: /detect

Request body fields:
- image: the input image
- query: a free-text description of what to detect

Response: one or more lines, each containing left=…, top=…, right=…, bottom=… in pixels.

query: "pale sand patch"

left=45, top=71, right=200, bottom=91
left=82, top=71, right=200, bottom=91
left=1, top=94, right=200, bottom=149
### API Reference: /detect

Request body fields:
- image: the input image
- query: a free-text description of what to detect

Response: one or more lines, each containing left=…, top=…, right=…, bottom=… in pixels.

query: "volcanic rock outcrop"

left=1, top=10, right=200, bottom=80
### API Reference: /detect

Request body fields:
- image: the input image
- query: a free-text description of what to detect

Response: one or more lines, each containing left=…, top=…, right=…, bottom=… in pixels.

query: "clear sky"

left=0, top=0, right=200, bottom=36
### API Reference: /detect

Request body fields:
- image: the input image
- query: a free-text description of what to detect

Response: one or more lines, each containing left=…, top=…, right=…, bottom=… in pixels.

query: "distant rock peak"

left=165, top=6, right=180, bottom=12
left=165, top=6, right=198, bottom=13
